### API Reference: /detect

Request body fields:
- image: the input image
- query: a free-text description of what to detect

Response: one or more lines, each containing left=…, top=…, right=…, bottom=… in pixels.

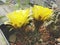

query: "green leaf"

left=0, top=16, right=5, bottom=19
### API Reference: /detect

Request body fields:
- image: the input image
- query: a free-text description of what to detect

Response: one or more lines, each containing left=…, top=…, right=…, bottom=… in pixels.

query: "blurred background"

left=0, top=0, right=60, bottom=45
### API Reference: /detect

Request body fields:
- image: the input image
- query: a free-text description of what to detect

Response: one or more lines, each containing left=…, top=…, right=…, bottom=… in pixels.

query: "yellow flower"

left=32, top=5, right=53, bottom=21
left=7, top=9, right=30, bottom=28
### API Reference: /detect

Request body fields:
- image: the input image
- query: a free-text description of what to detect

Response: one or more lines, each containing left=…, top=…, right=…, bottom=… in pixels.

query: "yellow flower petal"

left=7, top=9, right=30, bottom=28
left=32, top=5, right=53, bottom=21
